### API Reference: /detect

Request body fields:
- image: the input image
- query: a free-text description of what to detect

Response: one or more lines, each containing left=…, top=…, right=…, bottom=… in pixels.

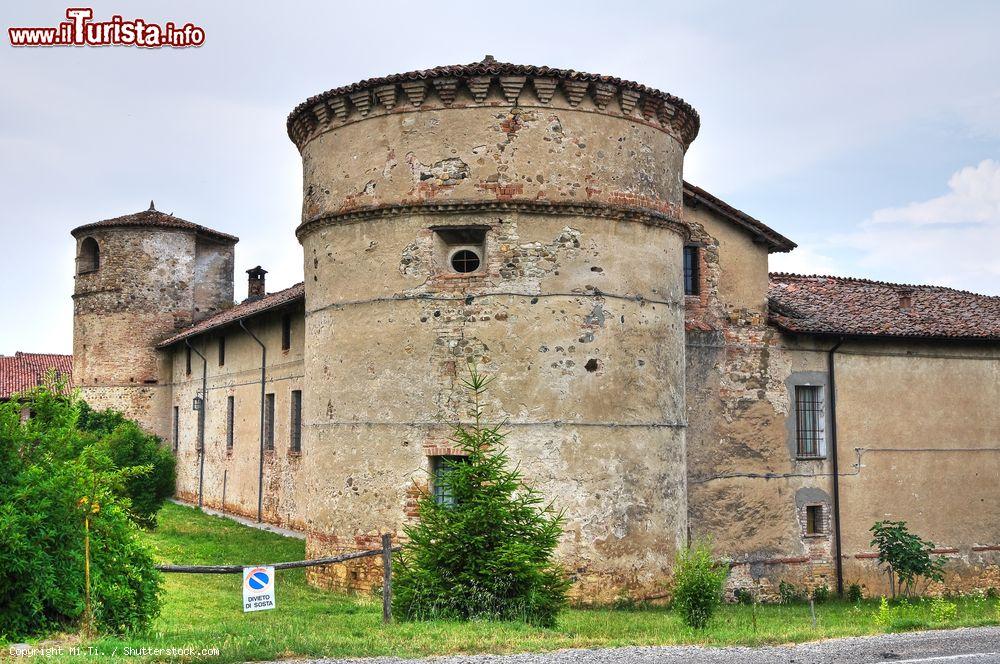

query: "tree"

left=0, top=383, right=163, bottom=638
left=393, top=366, right=570, bottom=626
left=869, top=520, right=946, bottom=597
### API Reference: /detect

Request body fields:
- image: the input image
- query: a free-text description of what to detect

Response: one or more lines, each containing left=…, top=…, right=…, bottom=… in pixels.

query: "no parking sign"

left=243, top=566, right=275, bottom=612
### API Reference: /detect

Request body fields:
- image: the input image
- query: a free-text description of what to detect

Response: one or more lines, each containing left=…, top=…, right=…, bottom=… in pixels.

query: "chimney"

left=246, top=266, right=267, bottom=301
left=898, top=289, right=914, bottom=311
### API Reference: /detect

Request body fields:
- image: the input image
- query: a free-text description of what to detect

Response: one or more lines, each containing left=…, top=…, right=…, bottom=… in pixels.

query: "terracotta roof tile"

left=71, top=207, right=238, bottom=243
left=0, top=352, right=73, bottom=399
left=157, top=283, right=305, bottom=348
left=683, top=182, right=796, bottom=253
left=768, top=273, right=1000, bottom=340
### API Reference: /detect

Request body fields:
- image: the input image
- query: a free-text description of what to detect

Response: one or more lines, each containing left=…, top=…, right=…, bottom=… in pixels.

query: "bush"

left=779, top=580, right=803, bottom=604
left=78, top=403, right=175, bottom=527
left=393, top=367, right=569, bottom=627
left=869, top=520, right=946, bottom=597
left=811, top=584, right=831, bottom=603
left=733, top=587, right=755, bottom=605
left=847, top=583, right=864, bottom=603
left=0, top=383, right=163, bottom=639
left=929, top=596, right=958, bottom=623
left=672, top=540, right=727, bottom=629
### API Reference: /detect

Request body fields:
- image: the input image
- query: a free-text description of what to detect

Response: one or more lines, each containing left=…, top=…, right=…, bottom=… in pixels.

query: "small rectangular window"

left=226, top=395, right=235, bottom=452
left=218, top=336, right=226, bottom=367
left=431, top=456, right=467, bottom=506
left=172, top=406, right=179, bottom=451
left=281, top=315, right=292, bottom=351
left=806, top=505, right=823, bottom=535
left=264, top=393, right=275, bottom=451
left=795, top=385, right=825, bottom=458
left=185, top=346, right=192, bottom=375
left=683, top=245, right=700, bottom=296
left=290, top=390, right=302, bottom=453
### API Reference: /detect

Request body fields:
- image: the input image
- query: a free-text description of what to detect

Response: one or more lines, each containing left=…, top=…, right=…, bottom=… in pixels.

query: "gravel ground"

left=269, top=626, right=1000, bottom=664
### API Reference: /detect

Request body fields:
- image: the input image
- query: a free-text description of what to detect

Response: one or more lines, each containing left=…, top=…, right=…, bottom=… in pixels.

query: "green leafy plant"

left=929, top=596, right=958, bottom=623
left=77, top=402, right=176, bottom=527
left=811, top=584, right=831, bottom=603
left=733, top=587, right=755, bottom=606
left=672, top=540, right=728, bottom=629
left=847, top=583, right=864, bottom=603
left=778, top=580, right=804, bottom=604
left=393, top=366, right=569, bottom=627
left=869, top=520, right=946, bottom=597
left=0, top=382, right=163, bottom=639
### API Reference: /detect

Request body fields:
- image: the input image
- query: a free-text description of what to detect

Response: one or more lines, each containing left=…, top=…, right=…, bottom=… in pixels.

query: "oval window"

left=450, top=249, right=481, bottom=273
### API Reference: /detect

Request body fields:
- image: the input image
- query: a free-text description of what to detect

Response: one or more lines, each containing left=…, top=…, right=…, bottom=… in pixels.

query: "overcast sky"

left=2, top=1, right=999, bottom=355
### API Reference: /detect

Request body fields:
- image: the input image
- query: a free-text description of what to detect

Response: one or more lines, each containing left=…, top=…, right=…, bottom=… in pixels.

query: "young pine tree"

left=393, top=366, right=570, bottom=626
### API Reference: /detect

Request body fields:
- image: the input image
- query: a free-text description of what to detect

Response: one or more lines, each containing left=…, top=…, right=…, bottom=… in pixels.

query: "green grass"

left=22, top=502, right=1000, bottom=662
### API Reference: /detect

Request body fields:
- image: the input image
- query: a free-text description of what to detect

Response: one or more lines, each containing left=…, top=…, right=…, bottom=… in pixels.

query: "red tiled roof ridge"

left=769, top=272, right=998, bottom=299
left=157, top=281, right=305, bottom=348
left=71, top=208, right=238, bottom=243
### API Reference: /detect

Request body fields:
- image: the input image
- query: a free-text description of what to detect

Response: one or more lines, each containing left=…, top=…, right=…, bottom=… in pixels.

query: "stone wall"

left=293, top=66, right=693, bottom=601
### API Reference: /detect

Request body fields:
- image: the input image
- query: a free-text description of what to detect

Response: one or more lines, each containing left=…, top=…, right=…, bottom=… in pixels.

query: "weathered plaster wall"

left=830, top=339, right=1000, bottom=595
left=294, top=75, right=691, bottom=600
left=169, top=304, right=306, bottom=528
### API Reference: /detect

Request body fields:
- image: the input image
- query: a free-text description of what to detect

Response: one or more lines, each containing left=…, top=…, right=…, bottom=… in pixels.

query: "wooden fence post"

left=381, top=534, right=393, bottom=624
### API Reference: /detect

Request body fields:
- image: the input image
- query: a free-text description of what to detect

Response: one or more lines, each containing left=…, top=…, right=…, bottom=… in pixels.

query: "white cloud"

left=868, top=159, right=1000, bottom=226
left=768, top=245, right=846, bottom=277
left=769, top=160, right=1000, bottom=295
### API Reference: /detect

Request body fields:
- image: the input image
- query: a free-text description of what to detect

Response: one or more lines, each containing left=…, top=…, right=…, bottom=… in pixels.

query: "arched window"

left=77, top=237, right=100, bottom=274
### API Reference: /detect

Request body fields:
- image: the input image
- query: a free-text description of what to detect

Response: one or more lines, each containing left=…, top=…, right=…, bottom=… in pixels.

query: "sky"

left=2, top=1, right=999, bottom=355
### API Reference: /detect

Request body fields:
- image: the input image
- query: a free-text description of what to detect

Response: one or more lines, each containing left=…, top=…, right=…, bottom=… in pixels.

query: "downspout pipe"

left=185, top=339, right=207, bottom=509
left=239, top=319, right=267, bottom=523
left=827, top=336, right=845, bottom=597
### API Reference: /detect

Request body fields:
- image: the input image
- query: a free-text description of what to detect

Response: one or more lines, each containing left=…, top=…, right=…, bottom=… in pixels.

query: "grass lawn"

left=30, top=502, right=1000, bottom=662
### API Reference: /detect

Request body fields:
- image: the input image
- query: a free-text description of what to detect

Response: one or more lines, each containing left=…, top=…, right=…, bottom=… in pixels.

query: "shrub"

left=779, top=580, right=803, bottom=604
left=0, top=384, right=163, bottom=639
left=929, top=596, right=958, bottom=623
left=733, top=587, right=755, bottom=605
left=78, top=403, right=175, bottom=527
left=847, top=583, right=864, bottom=603
left=869, top=520, right=946, bottom=597
left=672, top=540, right=727, bottom=629
left=393, top=367, right=569, bottom=627
left=811, top=584, right=831, bottom=603
left=986, top=587, right=999, bottom=600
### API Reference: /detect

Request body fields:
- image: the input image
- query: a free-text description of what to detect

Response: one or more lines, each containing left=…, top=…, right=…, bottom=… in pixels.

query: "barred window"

left=264, top=393, right=275, bottom=451
left=226, top=396, right=235, bottom=452
left=683, top=245, right=700, bottom=296
left=795, top=385, right=824, bottom=458
left=431, top=456, right=467, bottom=506
left=290, top=390, right=302, bottom=453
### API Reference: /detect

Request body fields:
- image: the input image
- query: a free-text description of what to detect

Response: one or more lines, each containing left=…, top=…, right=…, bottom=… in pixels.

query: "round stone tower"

left=287, top=57, right=699, bottom=598
left=71, top=204, right=237, bottom=434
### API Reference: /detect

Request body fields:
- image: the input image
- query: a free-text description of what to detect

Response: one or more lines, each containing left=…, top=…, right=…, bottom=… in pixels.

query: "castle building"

left=70, top=59, right=1000, bottom=600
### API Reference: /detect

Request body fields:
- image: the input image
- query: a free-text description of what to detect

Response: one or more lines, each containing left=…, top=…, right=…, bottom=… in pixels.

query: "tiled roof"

left=0, top=352, right=73, bottom=400
left=287, top=56, right=700, bottom=148
left=683, top=182, right=796, bottom=253
left=71, top=206, right=238, bottom=243
left=768, top=273, right=1000, bottom=341
left=157, top=283, right=305, bottom=348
